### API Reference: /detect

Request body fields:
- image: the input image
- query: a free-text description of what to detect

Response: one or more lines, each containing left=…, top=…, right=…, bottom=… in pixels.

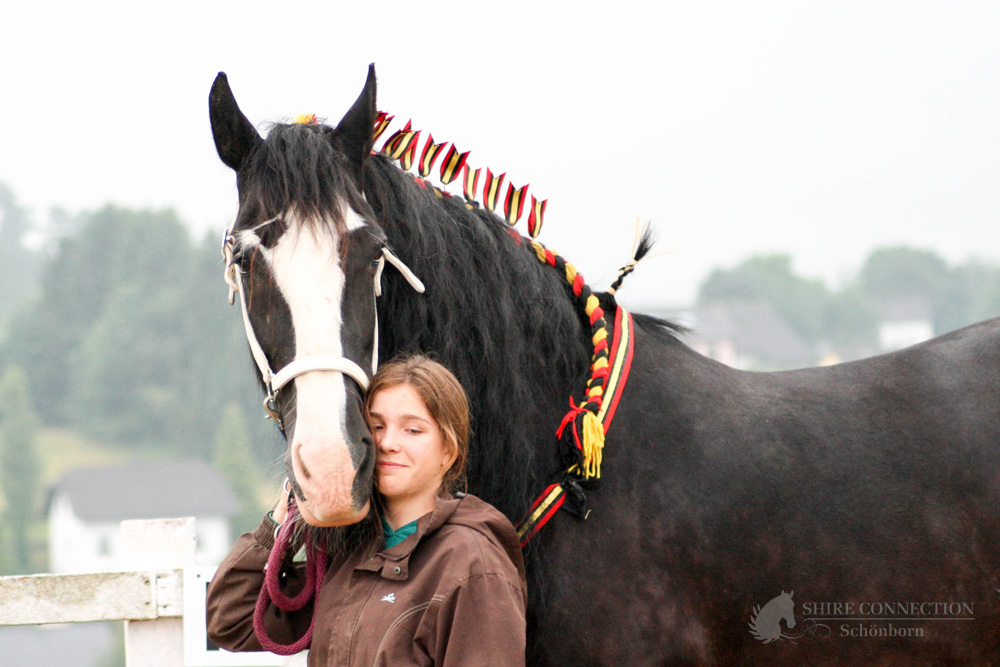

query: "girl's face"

left=369, top=383, right=456, bottom=510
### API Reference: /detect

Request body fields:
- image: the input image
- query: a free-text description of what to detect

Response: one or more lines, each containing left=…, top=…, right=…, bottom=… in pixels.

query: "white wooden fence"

left=0, top=518, right=292, bottom=667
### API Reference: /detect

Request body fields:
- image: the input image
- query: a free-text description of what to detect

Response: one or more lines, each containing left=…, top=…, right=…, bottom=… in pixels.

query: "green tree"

left=974, top=269, right=1000, bottom=323
left=858, top=247, right=999, bottom=335
left=698, top=254, right=829, bottom=342
left=1, top=206, right=262, bottom=456
left=214, top=402, right=265, bottom=536
left=936, top=261, right=1000, bottom=335
left=821, top=287, right=879, bottom=347
left=858, top=247, right=948, bottom=304
left=174, top=232, right=264, bottom=459
left=0, top=367, right=42, bottom=574
left=62, top=206, right=195, bottom=442
left=0, top=182, right=41, bottom=329
left=1, top=205, right=181, bottom=425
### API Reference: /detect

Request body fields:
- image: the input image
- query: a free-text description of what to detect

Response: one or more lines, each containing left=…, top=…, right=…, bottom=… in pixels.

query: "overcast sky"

left=3, top=1, right=999, bottom=308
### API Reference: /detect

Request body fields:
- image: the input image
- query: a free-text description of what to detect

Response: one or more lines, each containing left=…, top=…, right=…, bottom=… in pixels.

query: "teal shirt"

left=381, top=516, right=418, bottom=548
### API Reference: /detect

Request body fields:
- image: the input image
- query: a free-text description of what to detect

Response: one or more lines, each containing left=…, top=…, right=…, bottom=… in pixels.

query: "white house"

left=47, top=460, right=239, bottom=573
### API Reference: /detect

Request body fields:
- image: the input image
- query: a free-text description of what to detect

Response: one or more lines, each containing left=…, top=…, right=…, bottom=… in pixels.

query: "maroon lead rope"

left=253, top=497, right=329, bottom=655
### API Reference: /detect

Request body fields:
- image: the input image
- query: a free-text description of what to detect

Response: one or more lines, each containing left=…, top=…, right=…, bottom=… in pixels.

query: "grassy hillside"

left=36, top=428, right=131, bottom=489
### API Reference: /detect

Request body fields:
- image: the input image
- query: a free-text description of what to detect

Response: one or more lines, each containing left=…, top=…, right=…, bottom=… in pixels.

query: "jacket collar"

left=355, top=494, right=464, bottom=581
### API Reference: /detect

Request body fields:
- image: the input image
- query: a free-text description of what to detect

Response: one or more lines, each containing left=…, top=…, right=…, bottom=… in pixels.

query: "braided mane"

left=362, top=152, right=593, bottom=521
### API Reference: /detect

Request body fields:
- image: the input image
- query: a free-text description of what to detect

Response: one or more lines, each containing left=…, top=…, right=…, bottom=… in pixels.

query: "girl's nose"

left=378, top=428, right=399, bottom=452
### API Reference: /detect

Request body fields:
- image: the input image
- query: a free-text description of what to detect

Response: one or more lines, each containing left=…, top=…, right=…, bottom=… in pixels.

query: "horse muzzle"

left=291, top=435, right=372, bottom=527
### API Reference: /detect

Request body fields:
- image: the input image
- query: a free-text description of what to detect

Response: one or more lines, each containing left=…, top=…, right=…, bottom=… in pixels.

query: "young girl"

left=206, top=355, right=527, bottom=666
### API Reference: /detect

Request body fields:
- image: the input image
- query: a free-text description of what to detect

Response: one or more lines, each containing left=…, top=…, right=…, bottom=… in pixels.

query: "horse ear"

left=209, top=72, right=263, bottom=171
left=333, top=63, right=377, bottom=183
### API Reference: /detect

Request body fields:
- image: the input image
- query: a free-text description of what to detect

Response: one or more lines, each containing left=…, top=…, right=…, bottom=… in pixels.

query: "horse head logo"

left=749, top=590, right=796, bottom=643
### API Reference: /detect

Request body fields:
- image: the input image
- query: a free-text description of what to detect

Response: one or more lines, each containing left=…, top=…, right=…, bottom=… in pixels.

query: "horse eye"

left=233, top=247, right=253, bottom=270
left=257, top=218, right=287, bottom=248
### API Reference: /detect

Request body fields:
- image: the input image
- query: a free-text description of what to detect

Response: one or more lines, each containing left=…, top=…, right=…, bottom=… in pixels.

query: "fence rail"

left=0, top=568, right=182, bottom=625
left=0, top=517, right=287, bottom=667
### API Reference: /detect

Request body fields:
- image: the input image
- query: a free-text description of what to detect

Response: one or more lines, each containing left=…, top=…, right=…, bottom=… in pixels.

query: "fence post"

left=121, top=517, right=196, bottom=667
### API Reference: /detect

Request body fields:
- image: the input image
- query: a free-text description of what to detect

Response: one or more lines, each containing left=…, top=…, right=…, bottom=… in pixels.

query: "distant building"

left=47, top=460, right=238, bottom=573
left=652, top=301, right=817, bottom=370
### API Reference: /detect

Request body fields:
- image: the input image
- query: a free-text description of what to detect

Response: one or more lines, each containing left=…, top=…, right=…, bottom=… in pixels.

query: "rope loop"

left=253, top=497, right=329, bottom=655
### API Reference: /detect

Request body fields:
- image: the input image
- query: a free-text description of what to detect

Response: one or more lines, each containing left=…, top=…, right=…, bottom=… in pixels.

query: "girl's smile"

left=369, top=383, right=456, bottom=528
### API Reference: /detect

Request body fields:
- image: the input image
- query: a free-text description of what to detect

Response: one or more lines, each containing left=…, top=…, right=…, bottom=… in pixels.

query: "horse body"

left=210, top=68, right=1000, bottom=665
left=532, top=318, right=1000, bottom=664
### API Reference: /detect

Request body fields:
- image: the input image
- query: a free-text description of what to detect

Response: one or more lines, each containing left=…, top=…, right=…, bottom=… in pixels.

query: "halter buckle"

left=222, top=231, right=239, bottom=305
left=263, top=393, right=283, bottom=429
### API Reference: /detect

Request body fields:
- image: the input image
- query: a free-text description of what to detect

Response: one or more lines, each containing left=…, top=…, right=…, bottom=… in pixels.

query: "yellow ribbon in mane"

left=579, top=411, right=605, bottom=479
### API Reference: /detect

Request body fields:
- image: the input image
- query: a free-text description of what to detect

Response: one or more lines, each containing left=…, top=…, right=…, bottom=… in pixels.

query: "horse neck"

left=364, top=156, right=592, bottom=519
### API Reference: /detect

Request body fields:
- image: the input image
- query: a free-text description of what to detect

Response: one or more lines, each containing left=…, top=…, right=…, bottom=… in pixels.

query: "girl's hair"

left=363, top=354, right=470, bottom=494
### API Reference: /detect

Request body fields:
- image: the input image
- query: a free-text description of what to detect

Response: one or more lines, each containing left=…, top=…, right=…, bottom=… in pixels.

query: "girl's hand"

left=272, top=478, right=293, bottom=524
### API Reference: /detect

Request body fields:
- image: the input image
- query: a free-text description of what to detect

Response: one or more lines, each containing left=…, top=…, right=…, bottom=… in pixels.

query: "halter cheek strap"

left=378, top=247, right=425, bottom=295
left=221, top=217, right=425, bottom=426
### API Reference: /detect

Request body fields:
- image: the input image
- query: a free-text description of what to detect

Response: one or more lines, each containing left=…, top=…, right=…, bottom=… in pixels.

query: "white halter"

left=221, top=216, right=425, bottom=425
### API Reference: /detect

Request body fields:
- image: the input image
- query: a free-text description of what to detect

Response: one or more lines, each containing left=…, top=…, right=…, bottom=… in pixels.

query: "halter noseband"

left=221, top=215, right=425, bottom=427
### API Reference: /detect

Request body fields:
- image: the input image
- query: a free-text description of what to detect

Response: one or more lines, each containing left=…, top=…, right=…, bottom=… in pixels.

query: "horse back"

left=532, top=315, right=1000, bottom=666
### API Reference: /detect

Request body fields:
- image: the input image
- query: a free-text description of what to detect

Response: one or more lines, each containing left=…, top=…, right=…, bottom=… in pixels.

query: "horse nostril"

left=295, top=449, right=312, bottom=481
left=293, top=440, right=313, bottom=481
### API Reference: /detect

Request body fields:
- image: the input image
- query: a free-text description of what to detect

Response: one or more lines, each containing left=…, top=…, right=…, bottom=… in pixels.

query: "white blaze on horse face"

left=262, top=209, right=370, bottom=526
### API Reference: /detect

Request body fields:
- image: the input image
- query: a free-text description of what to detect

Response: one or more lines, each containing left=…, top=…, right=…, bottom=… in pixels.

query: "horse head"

left=777, top=590, right=796, bottom=629
left=209, top=65, right=412, bottom=527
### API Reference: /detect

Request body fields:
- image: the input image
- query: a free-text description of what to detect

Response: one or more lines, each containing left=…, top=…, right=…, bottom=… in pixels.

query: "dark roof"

left=649, top=301, right=816, bottom=369
left=50, top=460, right=238, bottom=521
left=693, top=301, right=816, bottom=368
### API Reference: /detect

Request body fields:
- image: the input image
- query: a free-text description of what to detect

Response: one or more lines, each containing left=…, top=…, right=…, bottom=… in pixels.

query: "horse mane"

left=361, top=152, right=595, bottom=520
left=632, top=311, right=688, bottom=339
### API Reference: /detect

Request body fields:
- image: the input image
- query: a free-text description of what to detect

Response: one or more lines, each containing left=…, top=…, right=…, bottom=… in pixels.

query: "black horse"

left=209, top=65, right=1000, bottom=665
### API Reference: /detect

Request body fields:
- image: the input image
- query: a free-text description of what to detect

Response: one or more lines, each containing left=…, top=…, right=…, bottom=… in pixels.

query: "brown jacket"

left=207, top=494, right=527, bottom=666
